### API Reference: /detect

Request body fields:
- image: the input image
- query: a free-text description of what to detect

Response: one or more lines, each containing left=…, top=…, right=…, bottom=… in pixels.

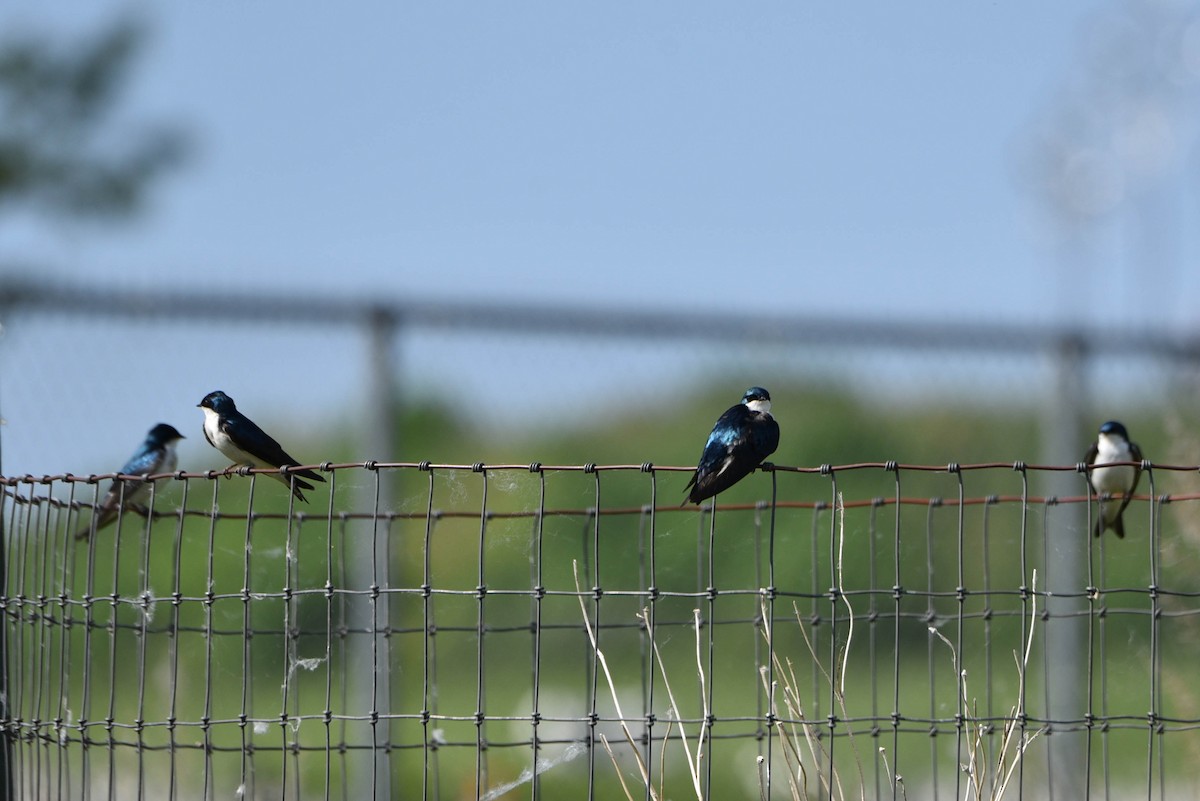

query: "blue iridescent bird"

left=683, top=386, right=780, bottom=506
left=1085, top=420, right=1142, bottom=539
left=198, top=390, right=325, bottom=502
left=75, top=423, right=185, bottom=541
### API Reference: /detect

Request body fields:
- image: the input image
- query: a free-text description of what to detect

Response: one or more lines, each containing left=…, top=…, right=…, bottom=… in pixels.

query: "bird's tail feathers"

left=278, top=472, right=316, bottom=503
left=1093, top=497, right=1128, bottom=539
left=1093, top=511, right=1126, bottom=539
left=290, top=475, right=316, bottom=492
left=75, top=506, right=117, bottom=541
left=288, top=467, right=325, bottom=484
left=680, top=473, right=698, bottom=507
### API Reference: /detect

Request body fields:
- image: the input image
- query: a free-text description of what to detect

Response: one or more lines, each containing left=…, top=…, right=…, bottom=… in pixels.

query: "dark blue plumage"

left=683, top=387, right=780, bottom=505
left=76, top=423, right=185, bottom=540
left=198, top=390, right=325, bottom=502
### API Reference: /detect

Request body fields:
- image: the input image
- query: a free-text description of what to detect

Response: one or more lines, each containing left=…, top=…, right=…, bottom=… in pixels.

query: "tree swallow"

left=197, top=390, right=325, bottom=502
left=75, top=423, right=185, bottom=541
left=683, top=386, right=780, bottom=506
left=1084, top=420, right=1143, bottom=539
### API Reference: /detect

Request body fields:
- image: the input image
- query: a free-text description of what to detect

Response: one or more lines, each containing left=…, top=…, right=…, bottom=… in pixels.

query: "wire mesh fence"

left=2, top=460, right=1198, bottom=800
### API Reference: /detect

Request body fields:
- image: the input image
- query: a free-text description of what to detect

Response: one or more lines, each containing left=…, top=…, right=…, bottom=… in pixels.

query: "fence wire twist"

left=1, top=461, right=1197, bottom=800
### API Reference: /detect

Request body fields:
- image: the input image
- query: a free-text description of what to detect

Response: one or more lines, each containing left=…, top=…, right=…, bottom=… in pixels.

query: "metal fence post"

left=0, top=372, right=11, bottom=801
left=1040, top=332, right=1088, bottom=798
left=349, top=306, right=399, bottom=798
left=366, top=305, right=400, bottom=492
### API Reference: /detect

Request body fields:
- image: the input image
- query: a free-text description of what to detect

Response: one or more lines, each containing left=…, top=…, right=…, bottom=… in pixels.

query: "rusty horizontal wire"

left=2, top=483, right=1194, bottom=521
left=5, top=491, right=1198, bottom=521
left=1, top=457, right=1191, bottom=488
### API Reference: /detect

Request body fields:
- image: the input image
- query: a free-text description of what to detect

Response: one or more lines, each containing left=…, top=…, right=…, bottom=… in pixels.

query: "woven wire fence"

left=2, top=460, right=1199, bottom=800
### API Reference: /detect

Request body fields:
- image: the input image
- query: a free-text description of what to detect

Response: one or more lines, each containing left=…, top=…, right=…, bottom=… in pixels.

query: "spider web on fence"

left=2, top=461, right=1198, bottom=800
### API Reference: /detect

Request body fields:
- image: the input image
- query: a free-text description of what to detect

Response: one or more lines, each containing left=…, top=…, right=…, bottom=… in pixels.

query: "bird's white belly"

left=202, top=409, right=262, bottom=467
left=1092, top=439, right=1134, bottom=496
left=161, top=447, right=179, bottom=475
left=1092, top=462, right=1134, bottom=496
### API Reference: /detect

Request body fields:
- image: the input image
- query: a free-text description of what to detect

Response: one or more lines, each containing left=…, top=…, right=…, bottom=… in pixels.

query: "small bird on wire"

left=1084, top=419, right=1142, bottom=539
left=75, top=423, right=185, bottom=540
left=683, top=386, right=780, bottom=506
left=197, top=390, right=325, bottom=502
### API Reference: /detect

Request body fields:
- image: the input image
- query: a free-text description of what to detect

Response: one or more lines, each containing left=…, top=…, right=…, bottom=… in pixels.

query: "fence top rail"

left=4, top=274, right=1200, bottom=358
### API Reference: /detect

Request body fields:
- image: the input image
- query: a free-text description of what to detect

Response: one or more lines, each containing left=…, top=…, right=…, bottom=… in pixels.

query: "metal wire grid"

left=0, top=461, right=1197, bottom=800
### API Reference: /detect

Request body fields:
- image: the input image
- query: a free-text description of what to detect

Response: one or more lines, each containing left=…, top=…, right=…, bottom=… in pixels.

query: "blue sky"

left=2, top=1, right=1199, bottom=476
left=6, top=1, right=1176, bottom=317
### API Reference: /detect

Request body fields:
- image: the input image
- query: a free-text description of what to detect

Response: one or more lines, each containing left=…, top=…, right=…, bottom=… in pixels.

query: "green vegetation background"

left=13, top=381, right=1200, bottom=798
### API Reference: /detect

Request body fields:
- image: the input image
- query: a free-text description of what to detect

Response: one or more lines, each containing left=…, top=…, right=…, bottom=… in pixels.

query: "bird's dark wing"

left=1127, top=441, right=1144, bottom=496
left=685, top=406, right=774, bottom=505
left=102, top=445, right=165, bottom=509
left=76, top=446, right=162, bottom=540
left=120, top=445, right=165, bottom=479
left=224, top=413, right=325, bottom=484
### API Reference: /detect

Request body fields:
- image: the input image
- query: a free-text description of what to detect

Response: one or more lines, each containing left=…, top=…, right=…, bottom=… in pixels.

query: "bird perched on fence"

left=75, top=423, right=185, bottom=541
left=198, top=390, right=325, bottom=502
left=683, top=386, right=780, bottom=506
left=1085, top=420, right=1142, bottom=538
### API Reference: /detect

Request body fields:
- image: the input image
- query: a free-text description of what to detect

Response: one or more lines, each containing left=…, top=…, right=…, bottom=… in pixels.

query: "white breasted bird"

left=198, top=391, right=325, bottom=502
left=683, top=386, right=780, bottom=506
left=1085, top=420, right=1142, bottom=539
left=76, top=423, right=185, bottom=540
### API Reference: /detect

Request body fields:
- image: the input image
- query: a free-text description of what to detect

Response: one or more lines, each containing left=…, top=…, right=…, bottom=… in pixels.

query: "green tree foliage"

left=0, top=17, right=184, bottom=221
